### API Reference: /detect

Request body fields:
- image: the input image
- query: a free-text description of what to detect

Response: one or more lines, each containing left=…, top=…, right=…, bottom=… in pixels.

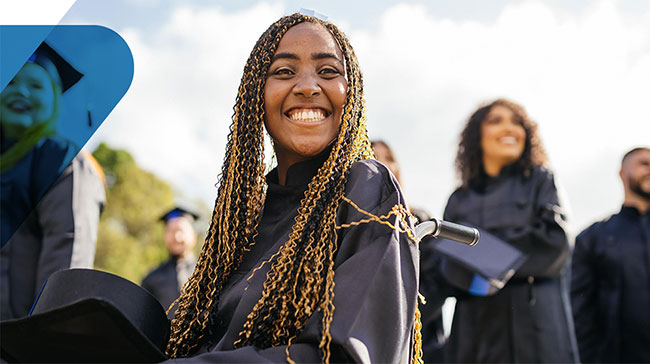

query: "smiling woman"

left=422, top=98, right=579, bottom=363
left=0, top=63, right=57, bottom=139
left=264, top=22, right=348, bottom=184
left=164, top=13, right=420, bottom=364
left=0, top=42, right=106, bottom=323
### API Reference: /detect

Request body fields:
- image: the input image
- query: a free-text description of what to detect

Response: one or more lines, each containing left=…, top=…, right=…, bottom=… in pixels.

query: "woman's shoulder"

left=523, top=164, right=555, bottom=182
left=521, top=165, right=560, bottom=195
left=443, top=185, right=470, bottom=217
left=32, top=137, right=78, bottom=179
left=344, top=159, right=401, bottom=212
left=347, top=159, right=397, bottom=191
left=35, top=137, right=76, bottom=159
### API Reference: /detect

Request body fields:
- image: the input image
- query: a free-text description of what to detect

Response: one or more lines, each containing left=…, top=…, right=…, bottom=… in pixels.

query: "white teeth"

left=499, top=136, right=517, bottom=144
left=8, top=100, right=29, bottom=111
left=288, top=109, right=325, bottom=122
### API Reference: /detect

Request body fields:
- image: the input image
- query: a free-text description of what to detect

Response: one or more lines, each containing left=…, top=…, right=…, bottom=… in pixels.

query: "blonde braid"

left=167, top=13, right=422, bottom=364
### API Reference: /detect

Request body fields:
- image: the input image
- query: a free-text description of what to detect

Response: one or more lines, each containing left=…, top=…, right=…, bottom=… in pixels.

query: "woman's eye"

left=31, top=83, right=43, bottom=90
left=319, top=67, right=341, bottom=76
left=272, top=68, right=293, bottom=76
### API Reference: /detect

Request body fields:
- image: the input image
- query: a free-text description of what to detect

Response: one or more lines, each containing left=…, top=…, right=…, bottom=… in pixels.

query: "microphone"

left=415, top=218, right=479, bottom=246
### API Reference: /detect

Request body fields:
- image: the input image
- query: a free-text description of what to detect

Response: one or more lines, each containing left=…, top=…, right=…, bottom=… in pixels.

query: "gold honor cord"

left=337, top=196, right=424, bottom=364
left=167, top=13, right=422, bottom=364
left=239, top=194, right=425, bottom=364
left=336, top=196, right=418, bottom=242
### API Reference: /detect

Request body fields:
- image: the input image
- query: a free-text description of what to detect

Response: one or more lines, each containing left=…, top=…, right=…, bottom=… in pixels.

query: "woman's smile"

left=5, top=98, right=32, bottom=113
left=263, top=22, right=348, bottom=184
left=285, top=107, right=331, bottom=123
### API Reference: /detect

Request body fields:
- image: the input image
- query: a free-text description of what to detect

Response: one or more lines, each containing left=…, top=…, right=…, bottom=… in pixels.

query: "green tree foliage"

left=92, top=143, right=175, bottom=283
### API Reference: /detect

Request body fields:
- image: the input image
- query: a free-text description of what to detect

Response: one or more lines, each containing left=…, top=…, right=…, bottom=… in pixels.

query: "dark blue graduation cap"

left=159, top=207, right=199, bottom=223
left=433, top=227, right=527, bottom=296
left=27, top=42, right=83, bottom=93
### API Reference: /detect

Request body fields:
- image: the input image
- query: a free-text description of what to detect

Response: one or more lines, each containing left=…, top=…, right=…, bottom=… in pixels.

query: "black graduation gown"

left=571, top=206, right=650, bottom=363
left=1, top=137, right=103, bottom=320
left=439, top=165, right=578, bottom=363
left=1, top=137, right=75, bottom=246
left=168, top=156, right=419, bottom=363
left=141, top=258, right=180, bottom=318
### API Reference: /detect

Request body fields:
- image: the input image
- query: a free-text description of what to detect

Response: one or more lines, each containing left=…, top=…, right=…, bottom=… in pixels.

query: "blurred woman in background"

left=438, top=98, right=578, bottom=362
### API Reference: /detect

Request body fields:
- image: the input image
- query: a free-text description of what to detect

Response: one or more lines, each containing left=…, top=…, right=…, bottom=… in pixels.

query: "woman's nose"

left=14, top=83, right=30, bottom=97
left=504, top=119, right=518, bottom=132
left=293, top=73, right=321, bottom=98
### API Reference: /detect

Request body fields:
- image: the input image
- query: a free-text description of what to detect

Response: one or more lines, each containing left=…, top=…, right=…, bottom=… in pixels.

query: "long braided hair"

left=166, top=13, right=373, bottom=362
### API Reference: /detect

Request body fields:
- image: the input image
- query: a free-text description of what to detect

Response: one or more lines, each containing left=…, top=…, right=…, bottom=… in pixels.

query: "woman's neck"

left=482, top=157, right=504, bottom=177
left=1, top=123, right=26, bottom=140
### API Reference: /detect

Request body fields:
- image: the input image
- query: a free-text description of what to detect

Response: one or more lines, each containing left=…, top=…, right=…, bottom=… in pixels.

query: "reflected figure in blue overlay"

left=0, top=43, right=106, bottom=320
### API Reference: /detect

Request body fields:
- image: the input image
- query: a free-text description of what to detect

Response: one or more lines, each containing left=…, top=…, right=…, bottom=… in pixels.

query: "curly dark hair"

left=165, top=13, right=373, bottom=363
left=455, top=98, right=548, bottom=187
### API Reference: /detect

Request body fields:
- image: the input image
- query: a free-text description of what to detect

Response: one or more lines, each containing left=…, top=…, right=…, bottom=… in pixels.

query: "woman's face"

left=264, top=22, right=348, bottom=170
left=0, top=63, right=56, bottom=135
left=372, top=143, right=401, bottom=183
left=480, top=104, right=526, bottom=172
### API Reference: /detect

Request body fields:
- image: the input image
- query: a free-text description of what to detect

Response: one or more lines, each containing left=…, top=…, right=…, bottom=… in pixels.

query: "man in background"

left=571, top=147, right=650, bottom=363
left=141, top=207, right=198, bottom=318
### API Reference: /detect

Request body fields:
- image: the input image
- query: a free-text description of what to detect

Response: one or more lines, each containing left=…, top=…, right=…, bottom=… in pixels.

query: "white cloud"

left=87, top=0, right=650, bottom=234
left=88, top=2, right=285, bottom=205
left=349, top=0, right=650, bottom=233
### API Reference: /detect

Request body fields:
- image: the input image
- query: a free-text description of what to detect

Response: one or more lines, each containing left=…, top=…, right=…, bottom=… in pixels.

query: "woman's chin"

left=1, top=117, right=33, bottom=136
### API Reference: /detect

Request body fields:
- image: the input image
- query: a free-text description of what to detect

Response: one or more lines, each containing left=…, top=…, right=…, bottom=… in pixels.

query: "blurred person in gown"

left=571, top=146, right=650, bottom=363
left=141, top=207, right=198, bottom=319
left=421, top=98, right=578, bottom=362
left=0, top=43, right=106, bottom=320
left=371, top=139, right=445, bottom=363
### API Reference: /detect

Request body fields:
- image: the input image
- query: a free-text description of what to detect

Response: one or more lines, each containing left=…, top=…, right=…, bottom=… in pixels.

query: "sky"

left=3, top=0, right=649, bottom=236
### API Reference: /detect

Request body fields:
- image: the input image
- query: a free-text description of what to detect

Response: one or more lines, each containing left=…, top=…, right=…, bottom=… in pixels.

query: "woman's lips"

left=285, top=108, right=330, bottom=122
left=497, top=135, right=519, bottom=145
left=6, top=99, right=31, bottom=113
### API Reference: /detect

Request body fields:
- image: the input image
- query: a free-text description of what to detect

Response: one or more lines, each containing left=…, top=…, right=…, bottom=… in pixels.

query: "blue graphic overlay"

left=0, top=25, right=133, bottom=247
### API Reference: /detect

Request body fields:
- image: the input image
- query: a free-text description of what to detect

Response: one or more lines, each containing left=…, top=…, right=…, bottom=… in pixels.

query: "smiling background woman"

left=0, top=44, right=105, bottom=320
left=164, top=13, right=420, bottom=364
left=434, top=98, right=578, bottom=362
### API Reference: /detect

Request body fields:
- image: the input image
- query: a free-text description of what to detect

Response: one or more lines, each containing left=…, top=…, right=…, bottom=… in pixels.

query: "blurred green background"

left=92, top=143, right=209, bottom=283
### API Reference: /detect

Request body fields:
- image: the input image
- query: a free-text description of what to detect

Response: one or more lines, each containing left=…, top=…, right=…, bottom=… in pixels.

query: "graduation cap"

left=160, top=206, right=199, bottom=223
left=27, top=42, right=83, bottom=93
left=432, top=227, right=527, bottom=296
left=0, top=269, right=169, bottom=363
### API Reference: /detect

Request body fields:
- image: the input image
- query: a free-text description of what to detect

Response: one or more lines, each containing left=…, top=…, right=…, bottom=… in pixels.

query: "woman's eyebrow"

left=271, top=52, right=298, bottom=62
left=26, top=76, right=44, bottom=84
left=312, top=52, right=342, bottom=64
left=271, top=52, right=343, bottom=64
